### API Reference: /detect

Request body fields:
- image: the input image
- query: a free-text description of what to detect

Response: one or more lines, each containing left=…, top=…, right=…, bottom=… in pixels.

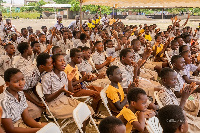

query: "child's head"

left=57, top=16, right=62, bottom=22
left=94, top=27, right=98, bottom=33
left=62, top=31, right=68, bottom=39
left=180, top=50, right=191, bottom=64
left=41, top=26, right=47, bottom=33
left=106, top=65, right=123, bottom=83
left=138, top=36, right=145, bottom=45
left=160, top=67, right=177, bottom=88
left=121, top=36, right=127, bottom=44
left=5, top=43, right=15, bottom=56
left=70, top=48, right=82, bottom=64
left=105, top=40, right=114, bottom=48
left=73, top=30, right=80, bottom=39
left=27, top=26, right=33, bottom=34
left=158, top=105, right=188, bottom=133
left=17, top=42, right=32, bottom=56
left=81, top=46, right=91, bottom=60
left=179, top=45, right=190, bottom=54
left=80, top=33, right=86, bottom=41
left=4, top=68, right=25, bottom=91
left=52, top=54, right=66, bottom=71
left=120, top=48, right=134, bottom=66
left=31, top=41, right=40, bottom=54
left=94, top=41, right=104, bottom=52
left=52, top=46, right=62, bottom=55
left=131, top=39, right=141, bottom=52
left=36, top=53, right=53, bottom=72
left=183, top=34, right=191, bottom=44
left=11, top=33, right=17, bottom=41
left=38, top=33, right=46, bottom=43
left=155, top=35, right=162, bottom=43
left=171, top=55, right=185, bottom=71
left=171, top=40, right=179, bottom=50
left=21, top=28, right=28, bottom=37
left=127, top=88, right=148, bottom=111
left=164, top=31, right=169, bottom=38
left=98, top=116, right=126, bottom=133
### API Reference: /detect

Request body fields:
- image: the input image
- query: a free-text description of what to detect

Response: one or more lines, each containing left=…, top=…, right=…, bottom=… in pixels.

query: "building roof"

left=41, top=4, right=72, bottom=8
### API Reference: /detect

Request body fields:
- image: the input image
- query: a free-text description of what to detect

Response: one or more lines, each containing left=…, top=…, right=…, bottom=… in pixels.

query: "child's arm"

left=157, top=40, right=170, bottom=57
left=113, top=96, right=127, bottom=110
left=182, top=14, right=190, bottom=27
left=131, top=112, right=145, bottom=132
left=182, top=75, right=200, bottom=85
left=115, top=39, right=121, bottom=51
left=95, top=57, right=111, bottom=70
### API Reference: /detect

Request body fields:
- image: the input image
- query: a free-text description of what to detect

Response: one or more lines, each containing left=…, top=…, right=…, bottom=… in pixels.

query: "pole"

left=10, top=0, right=12, bottom=18
left=113, top=4, right=115, bottom=18
left=162, top=8, right=163, bottom=20
left=80, top=0, right=82, bottom=27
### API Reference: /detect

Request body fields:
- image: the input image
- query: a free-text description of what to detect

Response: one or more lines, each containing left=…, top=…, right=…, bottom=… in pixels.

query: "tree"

left=53, top=0, right=71, bottom=4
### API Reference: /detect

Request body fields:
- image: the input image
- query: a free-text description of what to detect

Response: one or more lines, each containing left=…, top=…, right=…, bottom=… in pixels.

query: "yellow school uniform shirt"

left=117, top=107, right=140, bottom=133
left=87, top=22, right=95, bottom=29
left=106, top=83, right=125, bottom=103
left=139, top=29, right=145, bottom=34
left=92, top=17, right=101, bottom=25
left=152, top=44, right=164, bottom=57
left=144, top=34, right=152, bottom=41
left=109, top=18, right=116, bottom=25
left=64, top=64, right=79, bottom=80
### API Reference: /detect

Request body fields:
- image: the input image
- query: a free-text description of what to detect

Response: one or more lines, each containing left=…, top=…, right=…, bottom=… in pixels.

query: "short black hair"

left=31, top=41, right=39, bottom=48
left=4, top=68, right=21, bottom=82
left=106, top=65, right=119, bottom=77
left=131, top=39, right=140, bottom=46
left=80, top=33, right=86, bottom=40
left=171, top=40, right=178, bottom=46
left=94, top=41, right=102, bottom=47
left=174, top=36, right=182, bottom=41
left=155, top=34, right=161, bottom=40
left=4, top=43, right=13, bottom=49
left=17, top=42, right=29, bottom=54
left=41, top=26, right=47, bottom=29
left=70, top=48, right=81, bottom=57
left=104, top=39, right=112, bottom=45
left=120, top=48, right=131, bottom=60
left=52, top=53, right=63, bottom=63
left=98, top=116, right=124, bottom=133
left=179, top=45, right=188, bottom=53
left=81, top=46, right=90, bottom=52
left=127, top=87, right=146, bottom=103
left=52, top=46, right=60, bottom=55
left=38, top=33, right=45, bottom=38
left=160, top=67, right=175, bottom=79
left=180, top=50, right=190, bottom=57
left=158, top=105, right=186, bottom=133
left=21, top=28, right=26, bottom=33
left=171, top=55, right=183, bottom=65
left=36, top=53, right=51, bottom=67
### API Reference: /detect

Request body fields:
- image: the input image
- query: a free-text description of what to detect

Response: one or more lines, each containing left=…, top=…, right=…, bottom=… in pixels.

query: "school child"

left=49, top=27, right=60, bottom=46
left=64, top=48, right=102, bottom=116
left=72, top=30, right=81, bottom=48
left=0, top=43, right=15, bottom=77
left=20, top=53, right=53, bottom=119
left=31, top=41, right=41, bottom=60
left=1, top=68, right=46, bottom=132
left=144, top=28, right=152, bottom=42
left=106, top=65, right=127, bottom=116
left=4, top=19, right=17, bottom=35
left=77, top=33, right=90, bottom=48
left=42, top=54, right=93, bottom=132
left=19, top=28, right=28, bottom=43
left=38, top=33, right=52, bottom=53
left=41, top=26, right=47, bottom=36
left=158, top=105, right=188, bottom=133
left=179, top=45, right=190, bottom=54
left=167, top=39, right=179, bottom=59
left=57, top=31, right=73, bottom=53
left=90, top=27, right=100, bottom=42
left=98, top=116, right=126, bottom=133
left=92, top=41, right=114, bottom=73
left=8, top=32, right=20, bottom=55
left=157, top=67, right=200, bottom=132
left=54, top=16, right=63, bottom=31
left=16, top=42, right=33, bottom=69
left=182, top=34, right=192, bottom=47
left=105, top=39, right=121, bottom=58
left=117, top=88, right=155, bottom=133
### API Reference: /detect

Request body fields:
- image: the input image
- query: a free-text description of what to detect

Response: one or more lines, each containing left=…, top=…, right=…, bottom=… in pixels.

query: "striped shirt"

left=92, top=51, right=106, bottom=65
left=0, top=55, right=14, bottom=76
left=77, top=59, right=93, bottom=74
left=15, top=55, right=33, bottom=69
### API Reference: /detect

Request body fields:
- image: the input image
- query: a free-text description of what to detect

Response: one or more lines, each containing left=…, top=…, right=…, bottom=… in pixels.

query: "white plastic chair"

left=36, top=83, right=73, bottom=132
left=73, top=102, right=100, bottom=133
left=165, top=51, right=173, bottom=68
left=89, top=57, right=99, bottom=74
left=154, top=91, right=163, bottom=108
left=100, top=85, right=112, bottom=116
left=146, top=116, right=163, bottom=133
left=12, top=55, right=21, bottom=68
left=36, top=122, right=61, bottom=133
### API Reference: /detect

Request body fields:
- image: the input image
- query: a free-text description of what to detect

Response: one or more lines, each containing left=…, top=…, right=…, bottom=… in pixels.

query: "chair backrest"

left=165, top=51, right=173, bottom=68
left=88, top=57, right=99, bottom=74
left=36, top=122, right=61, bottom=133
left=73, top=102, right=100, bottom=133
left=154, top=91, right=163, bottom=108
left=36, top=82, right=44, bottom=98
left=146, top=116, right=163, bottom=133
left=100, top=85, right=112, bottom=116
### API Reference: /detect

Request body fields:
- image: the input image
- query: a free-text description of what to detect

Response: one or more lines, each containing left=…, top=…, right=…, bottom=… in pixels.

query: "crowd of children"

left=1, top=10, right=200, bottom=133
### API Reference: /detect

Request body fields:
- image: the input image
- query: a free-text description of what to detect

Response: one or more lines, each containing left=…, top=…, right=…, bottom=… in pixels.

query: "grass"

left=2, top=12, right=41, bottom=19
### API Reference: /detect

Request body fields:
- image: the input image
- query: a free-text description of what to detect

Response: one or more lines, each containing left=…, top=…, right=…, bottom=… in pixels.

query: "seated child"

left=117, top=88, right=155, bottom=133
left=57, top=31, right=73, bottom=53
left=98, top=116, right=126, bottom=133
left=106, top=65, right=127, bottom=116
left=179, top=45, right=190, bottom=54
left=167, top=40, right=179, bottom=59
left=158, top=105, right=188, bottom=133
left=31, top=41, right=41, bottom=60
left=64, top=48, right=102, bottom=115
left=105, top=39, right=121, bottom=58
left=16, top=42, right=33, bottom=69
left=0, top=43, right=15, bottom=77
left=42, top=54, right=93, bottom=132
left=38, top=33, right=52, bottom=53
left=1, top=68, right=46, bottom=133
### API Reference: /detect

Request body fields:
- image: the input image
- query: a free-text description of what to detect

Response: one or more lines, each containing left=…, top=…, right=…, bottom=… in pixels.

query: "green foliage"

left=53, top=0, right=71, bottom=4
left=21, top=0, right=47, bottom=13
left=2, top=12, right=40, bottom=19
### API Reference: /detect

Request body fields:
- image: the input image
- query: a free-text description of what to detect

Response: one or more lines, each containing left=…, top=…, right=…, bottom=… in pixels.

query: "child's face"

left=11, top=34, right=17, bottom=41
left=174, top=57, right=185, bottom=70
left=22, top=29, right=28, bottom=36
left=133, top=41, right=141, bottom=52
left=122, top=37, right=127, bottom=44
left=162, top=72, right=177, bottom=88
left=96, top=42, right=104, bottom=52
left=107, top=41, right=114, bottom=48
left=185, top=36, right=191, bottom=43
left=6, top=72, right=25, bottom=92
left=42, top=27, right=47, bottom=33
left=42, top=57, right=53, bottom=72
left=53, top=48, right=62, bottom=55
left=83, top=49, right=91, bottom=60
left=133, top=94, right=148, bottom=111
left=171, top=42, right=179, bottom=50
left=6, top=45, right=15, bottom=55
left=94, top=28, right=98, bottom=33
left=32, top=43, right=41, bottom=54
left=110, top=68, right=123, bottom=83
left=122, top=52, right=135, bottom=66
left=182, top=46, right=190, bottom=52
left=68, top=32, right=72, bottom=38
left=139, top=36, right=145, bottom=44
left=39, top=35, right=46, bottom=42
left=165, top=32, right=169, bottom=38
left=156, top=36, right=162, bottom=43
left=76, top=32, right=81, bottom=38
left=54, top=55, right=66, bottom=71
left=63, top=32, right=68, bottom=39
left=72, top=52, right=82, bottom=64
left=183, top=52, right=192, bottom=64
left=145, top=30, right=149, bottom=35
left=177, top=38, right=184, bottom=46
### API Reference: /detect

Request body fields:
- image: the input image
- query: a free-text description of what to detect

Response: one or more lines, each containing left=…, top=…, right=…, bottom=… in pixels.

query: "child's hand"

left=36, top=102, right=46, bottom=109
left=181, top=82, right=196, bottom=100
left=61, top=85, right=74, bottom=96
left=67, top=69, right=77, bottom=81
left=144, top=110, right=156, bottom=118
left=97, top=73, right=105, bottom=79
left=47, top=44, right=52, bottom=51
left=106, top=56, right=112, bottom=63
